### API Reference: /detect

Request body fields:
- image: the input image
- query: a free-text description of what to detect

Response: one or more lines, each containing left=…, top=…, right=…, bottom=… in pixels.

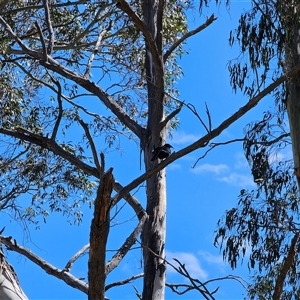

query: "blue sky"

left=1, top=1, right=286, bottom=299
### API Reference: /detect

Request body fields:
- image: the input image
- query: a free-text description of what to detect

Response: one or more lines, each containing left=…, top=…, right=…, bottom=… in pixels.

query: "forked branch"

left=163, top=14, right=217, bottom=62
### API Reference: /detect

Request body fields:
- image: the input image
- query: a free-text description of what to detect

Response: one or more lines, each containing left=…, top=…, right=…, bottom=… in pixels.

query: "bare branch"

left=43, top=0, right=54, bottom=54
left=105, top=273, right=143, bottom=291
left=160, top=104, right=183, bottom=129
left=83, top=28, right=108, bottom=79
left=163, top=14, right=217, bottom=62
left=273, top=233, right=299, bottom=300
left=171, top=258, right=214, bottom=299
left=64, top=244, right=90, bottom=272
left=112, top=63, right=300, bottom=205
left=192, top=132, right=290, bottom=167
left=106, top=213, right=147, bottom=274
left=186, top=102, right=210, bottom=134
left=50, top=75, right=63, bottom=141
left=112, top=181, right=146, bottom=220
left=205, top=102, right=212, bottom=132
left=35, top=21, right=47, bottom=60
left=0, top=236, right=88, bottom=294
left=77, top=119, right=101, bottom=172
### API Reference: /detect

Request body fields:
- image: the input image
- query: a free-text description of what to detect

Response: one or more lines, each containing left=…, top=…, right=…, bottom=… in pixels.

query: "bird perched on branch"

left=151, top=144, right=173, bottom=161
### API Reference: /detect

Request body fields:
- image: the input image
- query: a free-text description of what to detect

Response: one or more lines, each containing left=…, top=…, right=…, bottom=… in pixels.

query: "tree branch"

left=116, top=0, right=162, bottom=70
left=160, top=103, right=183, bottom=129
left=0, top=236, right=88, bottom=294
left=273, top=233, right=299, bottom=300
left=83, top=28, right=108, bottom=79
left=105, top=273, right=143, bottom=291
left=50, top=75, right=63, bottom=141
left=43, top=0, right=54, bottom=55
left=64, top=244, right=90, bottom=272
left=0, top=15, right=145, bottom=140
left=34, top=21, right=48, bottom=60
left=111, top=63, right=300, bottom=205
left=77, top=119, right=101, bottom=172
left=106, top=213, right=147, bottom=274
left=0, top=127, right=146, bottom=219
left=163, top=14, right=217, bottom=62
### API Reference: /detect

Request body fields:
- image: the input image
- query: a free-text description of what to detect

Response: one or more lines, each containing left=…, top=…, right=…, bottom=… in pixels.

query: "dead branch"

left=106, top=213, right=147, bottom=274
left=83, top=28, right=108, bottom=79
left=163, top=14, right=217, bottom=62
left=105, top=273, right=143, bottom=291
left=0, top=236, right=88, bottom=294
left=64, top=244, right=90, bottom=272
left=77, top=119, right=101, bottom=172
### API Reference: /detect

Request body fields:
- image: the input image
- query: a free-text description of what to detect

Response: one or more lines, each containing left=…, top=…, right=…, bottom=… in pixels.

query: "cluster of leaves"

left=227, top=0, right=296, bottom=98
left=213, top=2, right=300, bottom=297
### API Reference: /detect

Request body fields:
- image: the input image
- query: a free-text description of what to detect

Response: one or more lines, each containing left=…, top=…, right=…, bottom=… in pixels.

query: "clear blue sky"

left=2, top=1, right=282, bottom=299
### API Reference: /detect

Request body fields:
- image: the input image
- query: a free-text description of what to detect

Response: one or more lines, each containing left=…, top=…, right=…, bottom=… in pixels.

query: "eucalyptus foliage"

left=215, top=1, right=300, bottom=299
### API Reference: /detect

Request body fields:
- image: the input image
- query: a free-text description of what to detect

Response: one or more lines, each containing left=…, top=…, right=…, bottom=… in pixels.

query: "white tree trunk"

left=0, top=249, right=28, bottom=300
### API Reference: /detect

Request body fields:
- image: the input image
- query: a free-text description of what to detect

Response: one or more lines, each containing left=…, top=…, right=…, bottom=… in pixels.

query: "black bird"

left=151, top=144, right=173, bottom=161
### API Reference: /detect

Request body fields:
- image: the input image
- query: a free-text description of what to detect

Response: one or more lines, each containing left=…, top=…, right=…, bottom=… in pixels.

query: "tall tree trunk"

left=141, top=0, right=166, bottom=298
left=284, top=4, right=300, bottom=190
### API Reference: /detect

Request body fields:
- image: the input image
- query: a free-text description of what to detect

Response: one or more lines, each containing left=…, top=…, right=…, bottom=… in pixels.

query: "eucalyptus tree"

left=214, top=1, right=300, bottom=299
left=1, top=0, right=300, bottom=299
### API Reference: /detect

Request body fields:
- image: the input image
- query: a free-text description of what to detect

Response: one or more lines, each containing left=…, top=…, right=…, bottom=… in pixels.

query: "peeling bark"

left=88, top=168, right=114, bottom=300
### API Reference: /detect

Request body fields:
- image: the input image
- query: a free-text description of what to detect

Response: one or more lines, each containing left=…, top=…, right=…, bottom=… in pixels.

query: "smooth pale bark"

left=141, top=0, right=167, bottom=297
left=0, top=249, right=28, bottom=300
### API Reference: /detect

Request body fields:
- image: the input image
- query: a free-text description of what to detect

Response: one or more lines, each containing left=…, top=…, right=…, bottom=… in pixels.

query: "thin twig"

left=192, top=132, right=291, bottom=168
left=105, top=273, right=143, bottom=291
